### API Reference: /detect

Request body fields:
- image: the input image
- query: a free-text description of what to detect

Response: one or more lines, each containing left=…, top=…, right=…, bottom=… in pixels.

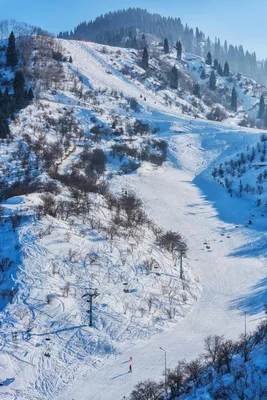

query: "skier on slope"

left=129, top=364, right=132, bottom=373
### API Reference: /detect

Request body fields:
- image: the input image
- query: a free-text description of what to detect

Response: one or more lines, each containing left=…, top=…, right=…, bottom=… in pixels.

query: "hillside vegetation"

left=0, top=27, right=266, bottom=400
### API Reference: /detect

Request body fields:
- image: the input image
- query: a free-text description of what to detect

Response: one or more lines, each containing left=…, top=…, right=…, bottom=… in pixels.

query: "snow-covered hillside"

left=59, top=39, right=265, bottom=126
left=0, top=37, right=266, bottom=400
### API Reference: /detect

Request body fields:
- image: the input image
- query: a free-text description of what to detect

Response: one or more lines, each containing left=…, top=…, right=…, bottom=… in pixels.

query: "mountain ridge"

left=58, top=8, right=267, bottom=86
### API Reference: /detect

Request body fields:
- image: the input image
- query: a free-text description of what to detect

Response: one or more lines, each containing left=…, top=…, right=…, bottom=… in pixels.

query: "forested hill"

left=58, top=8, right=267, bottom=86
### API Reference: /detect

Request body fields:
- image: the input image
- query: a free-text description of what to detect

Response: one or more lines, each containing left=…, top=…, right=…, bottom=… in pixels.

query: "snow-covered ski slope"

left=58, top=114, right=266, bottom=400
left=0, top=39, right=266, bottom=400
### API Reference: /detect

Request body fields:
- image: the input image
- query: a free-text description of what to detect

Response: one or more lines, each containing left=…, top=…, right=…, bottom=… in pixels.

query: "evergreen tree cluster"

left=256, top=95, right=267, bottom=128
left=58, top=8, right=267, bottom=85
left=206, top=53, right=229, bottom=78
left=141, top=47, right=149, bottom=69
left=175, top=41, right=182, bottom=60
left=231, top=87, right=237, bottom=112
left=170, top=65, right=178, bottom=89
left=164, top=38, right=169, bottom=54
left=0, top=32, right=33, bottom=138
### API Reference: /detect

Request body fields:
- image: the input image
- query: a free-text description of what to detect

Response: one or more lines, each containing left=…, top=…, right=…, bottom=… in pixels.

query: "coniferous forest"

left=58, top=8, right=267, bottom=85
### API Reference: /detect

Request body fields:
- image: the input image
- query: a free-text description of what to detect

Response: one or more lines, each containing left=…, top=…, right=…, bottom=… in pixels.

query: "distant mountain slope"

left=57, top=39, right=264, bottom=127
left=58, top=8, right=267, bottom=86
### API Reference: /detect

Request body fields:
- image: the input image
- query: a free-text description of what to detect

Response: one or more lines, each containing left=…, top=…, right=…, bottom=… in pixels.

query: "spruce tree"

left=213, top=59, right=218, bottom=70
left=6, top=31, right=18, bottom=67
left=164, top=38, right=169, bottom=54
left=176, top=41, right=182, bottom=60
left=231, top=87, right=237, bottom=112
left=259, top=95, right=265, bottom=118
left=206, top=52, right=212, bottom=65
left=69, top=56, right=73, bottom=63
left=141, top=47, right=149, bottom=69
left=224, top=62, right=230, bottom=76
left=170, top=65, right=178, bottom=89
left=209, top=70, right=216, bottom=90
left=193, top=83, right=201, bottom=98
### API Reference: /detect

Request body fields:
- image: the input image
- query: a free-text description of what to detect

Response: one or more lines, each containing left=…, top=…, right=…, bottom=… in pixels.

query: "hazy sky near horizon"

left=1, top=0, right=267, bottom=58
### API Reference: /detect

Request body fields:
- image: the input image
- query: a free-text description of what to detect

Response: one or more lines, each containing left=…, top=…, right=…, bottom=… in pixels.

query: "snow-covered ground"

left=0, top=39, right=266, bottom=399
left=57, top=116, right=267, bottom=400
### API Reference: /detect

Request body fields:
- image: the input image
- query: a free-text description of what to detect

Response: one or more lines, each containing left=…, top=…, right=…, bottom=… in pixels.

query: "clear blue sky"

left=1, top=0, right=267, bottom=58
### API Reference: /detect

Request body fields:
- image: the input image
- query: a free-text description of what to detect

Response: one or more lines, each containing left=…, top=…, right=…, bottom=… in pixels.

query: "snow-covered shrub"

left=129, top=97, right=140, bottom=112
left=207, top=106, right=227, bottom=122
left=120, top=160, right=140, bottom=174
left=156, top=231, right=187, bottom=254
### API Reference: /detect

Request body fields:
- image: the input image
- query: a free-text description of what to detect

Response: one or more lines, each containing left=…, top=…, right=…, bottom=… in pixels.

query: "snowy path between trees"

left=59, top=159, right=266, bottom=400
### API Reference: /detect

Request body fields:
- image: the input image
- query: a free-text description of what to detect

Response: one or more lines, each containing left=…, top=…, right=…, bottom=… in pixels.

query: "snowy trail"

left=59, top=163, right=266, bottom=400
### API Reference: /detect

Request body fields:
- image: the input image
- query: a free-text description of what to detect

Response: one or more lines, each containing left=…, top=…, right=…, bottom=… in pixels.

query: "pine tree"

left=224, top=62, right=230, bottom=76
left=164, top=38, right=169, bottom=54
left=141, top=47, right=149, bottom=69
left=6, top=31, right=18, bottom=67
left=141, top=34, right=146, bottom=49
left=259, top=95, right=265, bottom=118
left=69, top=56, right=73, bottom=63
left=193, top=83, right=201, bottom=98
left=213, top=59, right=218, bottom=70
left=170, top=65, right=178, bottom=89
left=264, top=111, right=267, bottom=128
left=231, top=87, right=237, bottom=112
left=176, top=41, right=182, bottom=60
left=209, top=70, right=216, bottom=90
left=206, top=52, right=212, bottom=65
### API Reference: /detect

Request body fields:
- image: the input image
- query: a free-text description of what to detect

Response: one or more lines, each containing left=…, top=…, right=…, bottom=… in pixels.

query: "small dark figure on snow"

left=129, top=364, right=132, bottom=373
